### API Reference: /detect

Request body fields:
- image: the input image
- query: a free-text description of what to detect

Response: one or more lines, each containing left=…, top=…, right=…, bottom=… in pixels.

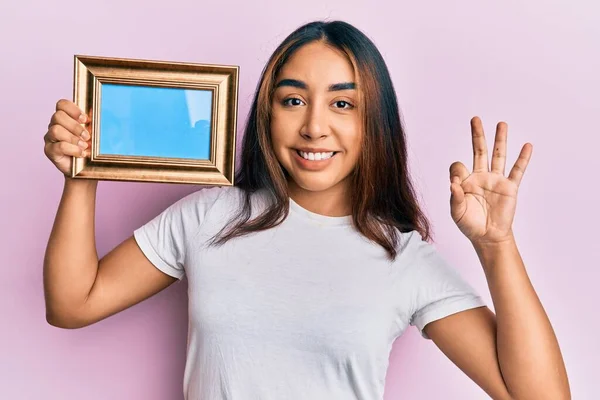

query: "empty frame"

left=71, top=55, right=239, bottom=185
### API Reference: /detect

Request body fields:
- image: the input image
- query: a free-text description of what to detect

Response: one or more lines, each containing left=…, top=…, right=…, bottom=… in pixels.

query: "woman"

left=43, top=20, right=570, bottom=400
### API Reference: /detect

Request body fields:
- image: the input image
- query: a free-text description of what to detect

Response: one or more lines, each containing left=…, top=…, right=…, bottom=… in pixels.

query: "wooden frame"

left=71, top=55, right=239, bottom=185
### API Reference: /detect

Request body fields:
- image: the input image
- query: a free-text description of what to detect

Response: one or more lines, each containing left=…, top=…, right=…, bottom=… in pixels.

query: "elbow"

left=510, top=395, right=570, bottom=400
left=45, top=311, right=85, bottom=329
left=508, top=388, right=571, bottom=400
left=45, top=312, right=72, bottom=329
left=45, top=304, right=91, bottom=329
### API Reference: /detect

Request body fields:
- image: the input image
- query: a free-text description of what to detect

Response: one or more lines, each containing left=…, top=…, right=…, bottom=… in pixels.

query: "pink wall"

left=2, top=0, right=598, bottom=398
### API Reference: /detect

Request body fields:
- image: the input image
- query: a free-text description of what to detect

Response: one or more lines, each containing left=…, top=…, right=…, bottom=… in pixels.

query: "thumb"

left=449, top=161, right=469, bottom=183
left=450, top=176, right=466, bottom=221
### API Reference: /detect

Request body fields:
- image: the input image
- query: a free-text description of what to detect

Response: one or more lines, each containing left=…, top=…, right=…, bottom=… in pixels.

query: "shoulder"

left=172, top=185, right=274, bottom=222
left=395, top=229, right=433, bottom=259
left=176, top=185, right=246, bottom=209
left=153, top=186, right=246, bottom=229
left=392, top=229, right=455, bottom=277
left=396, top=230, right=476, bottom=293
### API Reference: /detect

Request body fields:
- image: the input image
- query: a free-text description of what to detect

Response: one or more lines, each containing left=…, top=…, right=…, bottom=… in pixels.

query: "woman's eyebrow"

left=328, top=82, right=356, bottom=91
left=275, top=79, right=356, bottom=91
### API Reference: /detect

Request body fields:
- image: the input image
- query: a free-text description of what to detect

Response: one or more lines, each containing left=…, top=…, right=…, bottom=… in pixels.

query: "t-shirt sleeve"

left=405, top=231, right=486, bottom=340
left=133, top=186, right=225, bottom=281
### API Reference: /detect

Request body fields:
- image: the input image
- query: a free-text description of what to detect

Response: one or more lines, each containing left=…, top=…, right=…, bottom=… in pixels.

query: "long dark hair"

left=208, top=20, right=432, bottom=261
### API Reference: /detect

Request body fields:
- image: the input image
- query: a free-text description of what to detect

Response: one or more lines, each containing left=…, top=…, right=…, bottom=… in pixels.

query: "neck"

left=287, top=178, right=352, bottom=217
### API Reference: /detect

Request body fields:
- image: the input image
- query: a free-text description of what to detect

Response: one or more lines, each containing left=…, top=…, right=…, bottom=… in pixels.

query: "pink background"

left=1, top=0, right=598, bottom=398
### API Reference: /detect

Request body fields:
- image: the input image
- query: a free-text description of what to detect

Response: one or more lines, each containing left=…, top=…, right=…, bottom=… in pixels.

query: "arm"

left=424, top=236, right=570, bottom=399
left=44, top=177, right=177, bottom=329
left=43, top=100, right=177, bottom=329
left=424, top=116, right=570, bottom=399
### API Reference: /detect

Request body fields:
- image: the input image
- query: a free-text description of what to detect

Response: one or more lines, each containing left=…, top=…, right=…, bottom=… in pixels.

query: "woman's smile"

left=292, top=148, right=339, bottom=171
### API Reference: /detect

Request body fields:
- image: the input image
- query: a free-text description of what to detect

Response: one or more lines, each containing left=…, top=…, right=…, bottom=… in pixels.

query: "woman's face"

left=270, top=41, right=362, bottom=195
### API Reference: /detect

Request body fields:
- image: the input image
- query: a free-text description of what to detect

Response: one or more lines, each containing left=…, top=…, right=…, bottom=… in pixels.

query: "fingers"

left=44, top=99, right=90, bottom=163
left=508, top=143, right=533, bottom=186
left=490, top=121, right=508, bottom=175
left=450, top=179, right=466, bottom=218
left=449, top=167, right=467, bottom=222
left=471, top=116, right=489, bottom=172
left=44, top=123, right=88, bottom=149
left=44, top=99, right=90, bottom=176
left=449, top=161, right=469, bottom=183
left=44, top=140, right=87, bottom=162
left=47, top=109, right=90, bottom=142
left=55, top=99, right=88, bottom=124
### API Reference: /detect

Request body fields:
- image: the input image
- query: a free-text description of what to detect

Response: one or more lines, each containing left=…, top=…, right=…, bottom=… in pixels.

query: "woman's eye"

left=334, top=100, right=354, bottom=109
left=283, top=98, right=304, bottom=107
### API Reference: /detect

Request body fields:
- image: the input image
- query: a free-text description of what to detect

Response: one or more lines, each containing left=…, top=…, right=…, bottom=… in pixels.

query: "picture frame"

left=71, top=54, right=239, bottom=185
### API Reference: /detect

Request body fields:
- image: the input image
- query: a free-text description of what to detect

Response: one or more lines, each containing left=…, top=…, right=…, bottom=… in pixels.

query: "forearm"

left=473, top=236, right=570, bottom=399
left=43, top=176, right=100, bottom=324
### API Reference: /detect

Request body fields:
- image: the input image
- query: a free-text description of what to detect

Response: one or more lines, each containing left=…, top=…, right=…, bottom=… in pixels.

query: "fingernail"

left=79, top=114, right=87, bottom=123
left=78, top=140, right=88, bottom=149
left=81, top=130, right=90, bottom=141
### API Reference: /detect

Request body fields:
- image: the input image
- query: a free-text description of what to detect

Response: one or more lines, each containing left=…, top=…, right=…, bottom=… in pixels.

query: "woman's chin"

left=290, top=174, right=341, bottom=193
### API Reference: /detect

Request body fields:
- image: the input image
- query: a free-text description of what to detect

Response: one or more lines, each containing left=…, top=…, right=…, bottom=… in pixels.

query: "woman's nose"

left=301, top=104, right=329, bottom=139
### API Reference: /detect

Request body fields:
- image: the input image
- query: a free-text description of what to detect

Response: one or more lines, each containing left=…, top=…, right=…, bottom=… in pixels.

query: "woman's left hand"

left=449, top=116, right=533, bottom=245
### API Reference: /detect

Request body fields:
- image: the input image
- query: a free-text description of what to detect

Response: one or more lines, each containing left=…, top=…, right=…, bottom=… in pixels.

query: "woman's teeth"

left=297, top=150, right=335, bottom=161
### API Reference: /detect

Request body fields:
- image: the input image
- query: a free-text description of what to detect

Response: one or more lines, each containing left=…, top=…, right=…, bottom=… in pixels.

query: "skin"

left=43, top=105, right=177, bottom=329
left=43, top=41, right=570, bottom=399
left=270, top=41, right=362, bottom=217
left=429, top=118, right=571, bottom=399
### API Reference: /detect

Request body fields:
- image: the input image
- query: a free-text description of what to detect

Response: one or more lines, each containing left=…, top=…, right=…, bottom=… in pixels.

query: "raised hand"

left=44, top=99, right=91, bottom=176
left=449, top=117, right=533, bottom=245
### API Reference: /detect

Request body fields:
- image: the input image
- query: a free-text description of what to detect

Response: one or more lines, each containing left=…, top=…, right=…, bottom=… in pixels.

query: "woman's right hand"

left=43, top=99, right=91, bottom=176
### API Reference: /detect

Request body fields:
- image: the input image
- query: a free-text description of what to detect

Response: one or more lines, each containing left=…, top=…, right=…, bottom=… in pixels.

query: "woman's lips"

left=292, top=149, right=338, bottom=171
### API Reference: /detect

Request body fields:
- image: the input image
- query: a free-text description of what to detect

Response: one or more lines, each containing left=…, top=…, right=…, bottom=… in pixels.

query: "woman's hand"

left=43, top=99, right=91, bottom=176
left=449, top=116, right=533, bottom=245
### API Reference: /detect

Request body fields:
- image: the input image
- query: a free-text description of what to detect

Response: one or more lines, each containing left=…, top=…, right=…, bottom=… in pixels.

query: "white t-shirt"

left=133, top=186, right=485, bottom=400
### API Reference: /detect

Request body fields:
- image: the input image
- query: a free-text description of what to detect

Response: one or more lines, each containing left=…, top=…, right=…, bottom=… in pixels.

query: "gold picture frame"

left=71, top=54, right=239, bottom=185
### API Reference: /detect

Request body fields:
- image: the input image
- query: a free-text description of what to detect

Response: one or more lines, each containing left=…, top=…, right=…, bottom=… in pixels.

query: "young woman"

left=43, top=20, right=570, bottom=400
